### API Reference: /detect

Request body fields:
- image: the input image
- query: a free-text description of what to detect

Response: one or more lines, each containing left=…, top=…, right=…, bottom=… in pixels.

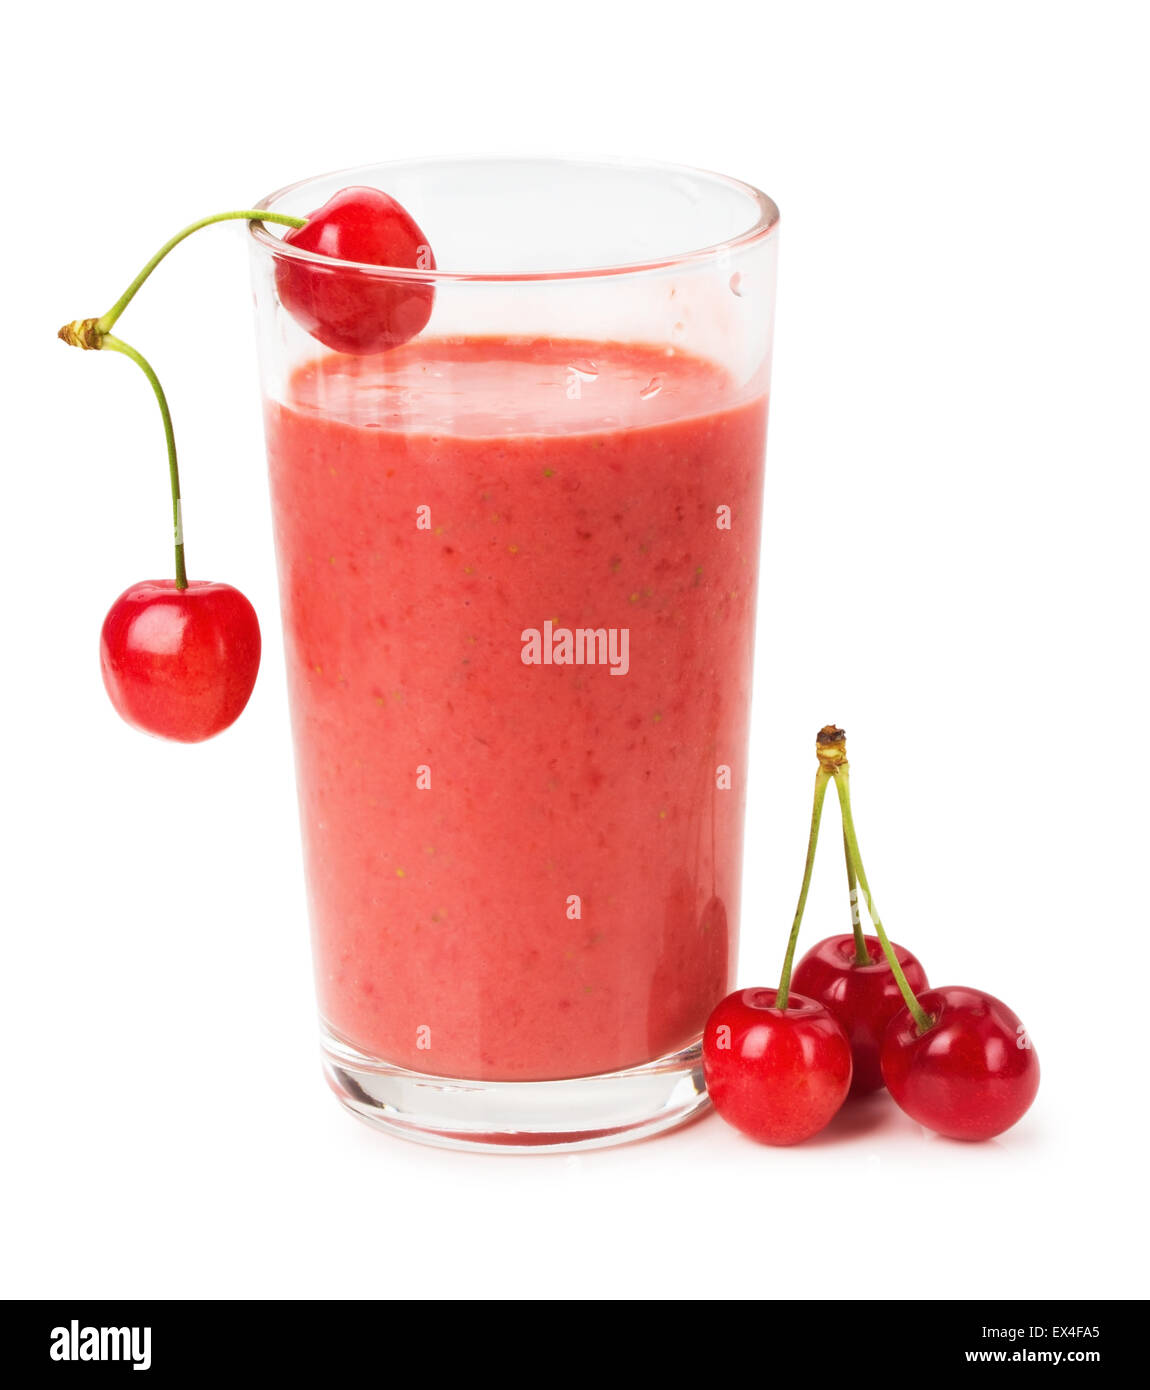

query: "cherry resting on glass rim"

left=276, top=186, right=436, bottom=355
left=702, top=988, right=853, bottom=1145
left=100, top=580, right=261, bottom=742
left=791, top=933, right=929, bottom=1094
left=880, top=986, right=1039, bottom=1141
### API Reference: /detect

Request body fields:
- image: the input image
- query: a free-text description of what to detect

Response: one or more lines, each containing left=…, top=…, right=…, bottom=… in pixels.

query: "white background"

left=2, top=1, right=1146, bottom=1301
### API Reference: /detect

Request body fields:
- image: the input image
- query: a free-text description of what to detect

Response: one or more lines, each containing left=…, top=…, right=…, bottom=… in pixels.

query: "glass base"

left=321, top=1029, right=710, bottom=1153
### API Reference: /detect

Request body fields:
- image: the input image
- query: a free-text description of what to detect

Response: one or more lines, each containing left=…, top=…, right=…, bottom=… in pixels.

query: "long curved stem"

left=97, top=209, right=305, bottom=334
left=775, top=766, right=830, bottom=1009
left=101, top=335, right=186, bottom=589
left=834, top=767, right=933, bottom=1033
left=59, top=208, right=309, bottom=591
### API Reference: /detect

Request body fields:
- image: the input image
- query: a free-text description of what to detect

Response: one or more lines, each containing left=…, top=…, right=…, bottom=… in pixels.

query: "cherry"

left=703, top=741, right=852, bottom=1145
left=792, top=933, right=929, bottom=1093
left=101, top=580, right=260, bottom=742
left=703, top=988, right=853, bottom=1145
left=881, top=987, right=1039, bottom=1141
left=276, top=186, right=436, bottom=355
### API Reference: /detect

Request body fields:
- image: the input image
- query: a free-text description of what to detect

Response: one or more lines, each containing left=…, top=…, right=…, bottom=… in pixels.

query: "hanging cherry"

left=59, top=192, right=438, bottom=740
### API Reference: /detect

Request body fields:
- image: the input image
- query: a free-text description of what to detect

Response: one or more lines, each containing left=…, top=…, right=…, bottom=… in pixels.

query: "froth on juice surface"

left=266, top=336, right=767, bottom=1081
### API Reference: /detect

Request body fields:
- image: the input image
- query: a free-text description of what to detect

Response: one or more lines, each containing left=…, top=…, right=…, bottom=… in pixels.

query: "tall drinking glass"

left=249, top=158, right=779, bottom=1150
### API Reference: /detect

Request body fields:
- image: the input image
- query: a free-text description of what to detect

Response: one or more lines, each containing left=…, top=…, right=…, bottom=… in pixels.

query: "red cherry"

left=275, top=186, right=435, bottom=355
left=791, top=933, right=929, bottom=1094
left=100, top=580, right=261, bottom=743
left=702, top=988, right=852, bottom=1145
left=880, top=986, right=1039, bottom=1141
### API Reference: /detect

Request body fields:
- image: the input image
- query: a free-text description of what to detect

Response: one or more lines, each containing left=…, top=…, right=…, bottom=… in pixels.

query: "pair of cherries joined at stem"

left=59, top=187, right=436, bottom=741
left=702, top=727, right=1040, bottom=1145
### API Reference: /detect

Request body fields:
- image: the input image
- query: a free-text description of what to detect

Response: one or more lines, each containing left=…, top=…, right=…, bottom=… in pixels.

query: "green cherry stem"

left=57, top=207, right=307, bottom=591
left=101, top=335, right=187, bottom=589
left=845, top=828, right=869, bottom=964
left=58, top=210, right=306, bottom=352
left=97, top=210, right=306, bottom=334
left=833, top=761, right=934, bottom=1034
left=774, top=764, right=831, bottom=1010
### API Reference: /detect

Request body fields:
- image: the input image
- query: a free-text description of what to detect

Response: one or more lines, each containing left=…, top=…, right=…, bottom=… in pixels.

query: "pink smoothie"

left=265, top=336, right=767, bottom=1081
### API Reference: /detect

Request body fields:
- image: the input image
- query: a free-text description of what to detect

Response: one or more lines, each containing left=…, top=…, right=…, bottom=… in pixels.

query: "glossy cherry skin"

left=276, top=186, right=435, bottom=355
left=791, top=934, right=929, bottom=1094
left=702, top=988, right=853, bottom=1145
left=100, top=580, right=261, bottom=743
left=881, top=986, right=1039, bottom=1141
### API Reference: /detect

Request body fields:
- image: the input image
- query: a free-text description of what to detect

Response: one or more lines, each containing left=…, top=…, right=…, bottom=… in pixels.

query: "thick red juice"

left=265, top=336, right=767, bottom=1081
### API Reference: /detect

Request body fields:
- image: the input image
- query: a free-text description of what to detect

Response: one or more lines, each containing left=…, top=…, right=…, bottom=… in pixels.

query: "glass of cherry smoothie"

left=249, top=158, right=779, bottom=1150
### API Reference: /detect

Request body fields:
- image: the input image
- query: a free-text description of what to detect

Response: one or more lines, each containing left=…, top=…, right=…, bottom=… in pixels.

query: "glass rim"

left=249, top=155, right=779, bottom=284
